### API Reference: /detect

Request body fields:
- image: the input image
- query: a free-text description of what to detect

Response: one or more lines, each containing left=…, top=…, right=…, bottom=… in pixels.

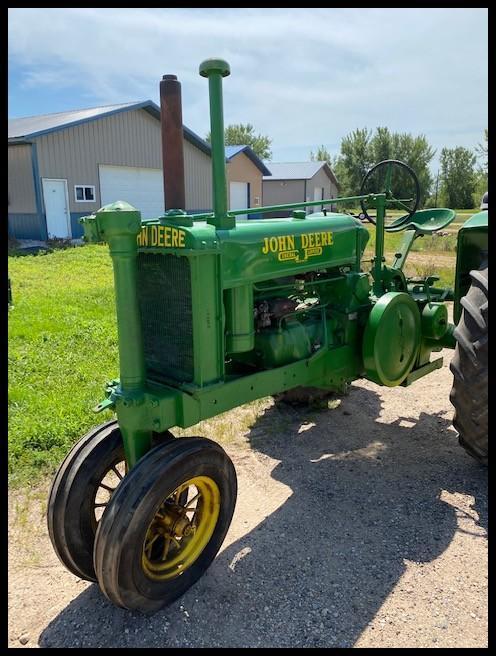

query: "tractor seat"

left=386, top=208, right=456, bottom=235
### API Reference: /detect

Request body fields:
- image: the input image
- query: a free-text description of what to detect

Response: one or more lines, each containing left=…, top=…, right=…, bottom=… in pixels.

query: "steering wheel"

left=359, top=159, right=420, bottom=226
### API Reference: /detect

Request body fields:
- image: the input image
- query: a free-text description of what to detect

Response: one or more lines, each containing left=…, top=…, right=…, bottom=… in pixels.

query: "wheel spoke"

left=145, top=533, right=159, bottom=556
left=190, top=504, right=202, bottom=523
left=184, top=491, right=201, bottom=508
left=161, top=536, right=174, bottom=561
left=174, top=484, right=186, bottom=503
left=393, top=199, right=413, bottom=212
left=384, top=162, right=393, bottom=195
left=99, top=482, right=115, bottom=493
left=94, top=502, right=108, bottom=508
left=111, top=465, right=124, bottom=481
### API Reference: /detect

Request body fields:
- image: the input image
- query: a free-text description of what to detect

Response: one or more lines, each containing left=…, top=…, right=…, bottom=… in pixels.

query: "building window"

left=74, top=185, right=96, bottom=202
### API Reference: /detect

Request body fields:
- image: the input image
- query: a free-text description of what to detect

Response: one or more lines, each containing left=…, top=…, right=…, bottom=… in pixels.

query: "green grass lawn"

left=8, top=245, right=118, bottom=486
left=8, top=238, right=457, bottom=486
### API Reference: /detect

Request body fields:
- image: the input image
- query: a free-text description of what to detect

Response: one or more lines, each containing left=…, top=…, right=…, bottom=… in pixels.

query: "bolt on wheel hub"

left=142, top=476, right=220, bottom=581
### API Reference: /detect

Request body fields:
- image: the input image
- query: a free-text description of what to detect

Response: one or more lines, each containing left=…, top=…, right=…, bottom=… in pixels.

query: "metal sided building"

left=225, top=145, right=271, bottom=219
left=8, top=102, right=214, bottom=241
left=262, top=161, right=339, bottom=218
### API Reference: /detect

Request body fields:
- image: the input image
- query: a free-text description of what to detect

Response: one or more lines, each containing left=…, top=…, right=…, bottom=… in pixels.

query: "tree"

left=334, top=127, right=435, bottom=206
left=475, top=128, right=488, bottom=174
left=369, top=128, right=435, bottom=205
left=473, top=129, right=488, bottom=207
left=439, top=147, right=477, bottom=209
left=338, top=128, right=372, bottom=198
left=473, top=169, right=488, bottom=208
left=206, top=123, right=272, bottom=160
left=310, top=145, right=332, bottom=165
left=370, top=126, right=394, bottom=164
left=309, top=147, right=347, bottom=195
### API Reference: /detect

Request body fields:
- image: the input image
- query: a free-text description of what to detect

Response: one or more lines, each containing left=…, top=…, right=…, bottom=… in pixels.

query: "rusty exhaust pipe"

left=160, top=74, right=186, bottom=211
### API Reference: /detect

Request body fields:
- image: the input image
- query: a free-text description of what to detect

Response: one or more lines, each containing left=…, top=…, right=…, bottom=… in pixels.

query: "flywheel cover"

left=363, top=292, right=421, bottom=386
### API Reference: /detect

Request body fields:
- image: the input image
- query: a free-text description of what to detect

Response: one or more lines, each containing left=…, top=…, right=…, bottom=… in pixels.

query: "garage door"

left=99, top=165, right=164, bottom=219
left=229, top=181, right=248, bottom=220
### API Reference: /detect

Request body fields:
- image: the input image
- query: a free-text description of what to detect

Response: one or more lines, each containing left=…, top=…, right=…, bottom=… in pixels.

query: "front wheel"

left=93, top=437, right=237, bottom=612
left=449, top=263, right=488, bottom=464
left=47, top=421, right=175, bottom=581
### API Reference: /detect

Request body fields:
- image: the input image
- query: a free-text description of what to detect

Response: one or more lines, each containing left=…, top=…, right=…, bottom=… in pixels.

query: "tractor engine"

left=133, top=213, right=371, bottom=391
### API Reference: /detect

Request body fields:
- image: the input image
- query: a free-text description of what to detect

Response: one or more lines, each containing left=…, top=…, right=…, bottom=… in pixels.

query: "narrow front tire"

left=93, top=437, right=237, bottom=612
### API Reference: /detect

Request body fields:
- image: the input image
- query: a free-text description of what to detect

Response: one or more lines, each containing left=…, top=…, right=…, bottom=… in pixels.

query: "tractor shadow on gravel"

left=39, top=383, right=487, bottom=648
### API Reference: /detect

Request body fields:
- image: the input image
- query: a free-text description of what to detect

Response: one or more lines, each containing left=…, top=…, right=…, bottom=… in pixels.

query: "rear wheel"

left=47, top=421, right=175, bottom=581
left=449, top=263, right=488, bottom=464
left=93, top=437, right=237, bottom=612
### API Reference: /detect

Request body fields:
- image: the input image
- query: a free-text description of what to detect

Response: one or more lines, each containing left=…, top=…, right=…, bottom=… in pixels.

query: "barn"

left=262, top=161, right=339, bottom=218
left=225, top=145, right=271, bottom=219
left=8, top=101, right=215, bottom=241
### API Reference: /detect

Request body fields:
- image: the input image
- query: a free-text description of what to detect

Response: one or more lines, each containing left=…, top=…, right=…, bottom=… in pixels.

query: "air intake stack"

left=199, top=59, right=234, bottom=230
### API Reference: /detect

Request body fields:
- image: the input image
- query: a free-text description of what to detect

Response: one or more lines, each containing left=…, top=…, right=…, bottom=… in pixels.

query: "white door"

left=99, top=165, right=164, bottom=219
left=42, top=179, right=71, bottom=238
left=229, top=181, right=248, bottom=221
left=312, top=186, right=324, bottom=214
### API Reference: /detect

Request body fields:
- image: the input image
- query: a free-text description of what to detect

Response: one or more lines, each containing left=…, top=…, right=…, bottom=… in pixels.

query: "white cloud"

left=8, top=8, right=488, bottom=168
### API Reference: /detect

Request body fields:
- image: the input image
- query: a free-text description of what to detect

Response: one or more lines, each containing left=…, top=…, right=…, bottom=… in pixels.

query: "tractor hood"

left=136, top=212, right=369, bottom=287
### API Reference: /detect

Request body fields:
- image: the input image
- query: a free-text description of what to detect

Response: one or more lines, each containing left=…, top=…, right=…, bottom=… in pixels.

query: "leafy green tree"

left=206, top=123, right=272, bottom=160
left=310, top=145, right=332, bottom=165
left=473, top=129, right=488, bottom=206
left=370, top=126, right=394, bottom=164
left=475, top=128, right=488, bottom=174
left=338, top=128, right=372, bottom=198
left=331, top=156, right=347, bottom=190
left=439, top=147, right=477, bottom=209
left=369, top=128, right=435, bottom=205
left=473, top=169, right=488, bottom=208
left=334, top=127, right=435, bottom=206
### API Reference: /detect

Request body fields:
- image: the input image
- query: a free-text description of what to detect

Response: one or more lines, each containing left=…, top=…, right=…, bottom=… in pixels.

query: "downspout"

left=30, top=142, right=46, bottom=240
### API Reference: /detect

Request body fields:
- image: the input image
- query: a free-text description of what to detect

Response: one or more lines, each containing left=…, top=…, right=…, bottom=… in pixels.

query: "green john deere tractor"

left=47, top=58, right=488, bottom=613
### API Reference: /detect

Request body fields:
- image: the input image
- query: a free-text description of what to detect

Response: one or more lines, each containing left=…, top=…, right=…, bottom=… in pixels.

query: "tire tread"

left=449, top=263, right=488, bottom=465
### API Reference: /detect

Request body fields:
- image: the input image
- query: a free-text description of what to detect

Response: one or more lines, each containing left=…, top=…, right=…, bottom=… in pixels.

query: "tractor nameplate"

left=261, top=231, right=334, bottom=263
left=137, top=225, right=187, bottom=249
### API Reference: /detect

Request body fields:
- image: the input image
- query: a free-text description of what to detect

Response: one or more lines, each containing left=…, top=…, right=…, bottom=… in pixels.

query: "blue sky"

left=8, top=8, right=488, bottom=171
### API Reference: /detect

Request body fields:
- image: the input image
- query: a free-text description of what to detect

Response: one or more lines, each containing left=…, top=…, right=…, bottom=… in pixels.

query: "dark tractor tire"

left=449, top=263, right=488, bottom=464
left=47, top=420, right=175, bottom=582
left=93, top=437, right=237, bottom=613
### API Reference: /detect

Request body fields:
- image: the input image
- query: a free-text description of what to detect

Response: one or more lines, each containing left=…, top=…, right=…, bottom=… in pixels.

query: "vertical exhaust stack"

left=199, top=58, right=234, bottom=230
left=160, top=74, right=186, bottom=211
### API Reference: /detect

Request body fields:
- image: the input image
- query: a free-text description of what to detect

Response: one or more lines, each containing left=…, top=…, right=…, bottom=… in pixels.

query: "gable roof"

left=225, top=145, right=271, bottom=176
left=263, top=161, right=338, bottom=187
left=8, top=100, right=211, bottom=155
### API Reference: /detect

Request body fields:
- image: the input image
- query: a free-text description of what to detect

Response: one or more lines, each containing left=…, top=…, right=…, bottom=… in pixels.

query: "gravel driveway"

left=8, top=347, right=487, bottom=648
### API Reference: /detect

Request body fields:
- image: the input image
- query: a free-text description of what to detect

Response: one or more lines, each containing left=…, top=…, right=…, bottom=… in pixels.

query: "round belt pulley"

left=363, top=292, right=421, bottom=387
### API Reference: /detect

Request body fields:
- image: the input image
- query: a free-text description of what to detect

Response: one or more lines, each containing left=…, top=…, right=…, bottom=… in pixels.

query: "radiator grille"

left=137, top=253, right=194, bottom=384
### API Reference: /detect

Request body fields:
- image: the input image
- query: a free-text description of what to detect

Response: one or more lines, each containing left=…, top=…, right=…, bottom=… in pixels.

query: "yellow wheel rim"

left=142, top=476, right=220, bottom=581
